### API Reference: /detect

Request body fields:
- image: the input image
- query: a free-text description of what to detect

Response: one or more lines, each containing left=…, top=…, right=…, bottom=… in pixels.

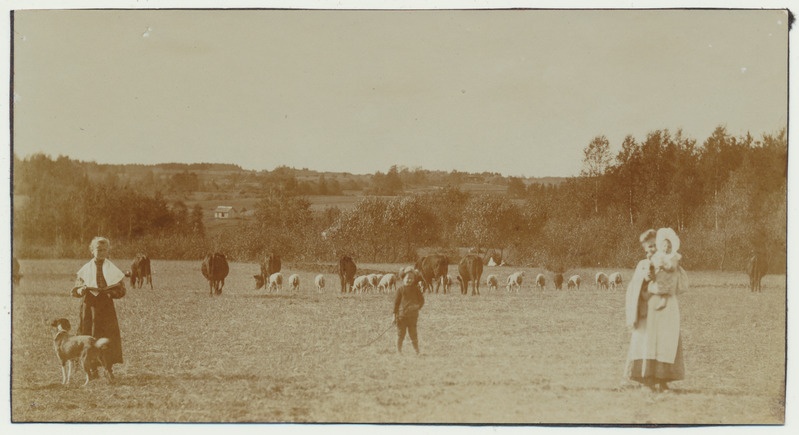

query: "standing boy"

left=394, top=270, right=425, bottom=354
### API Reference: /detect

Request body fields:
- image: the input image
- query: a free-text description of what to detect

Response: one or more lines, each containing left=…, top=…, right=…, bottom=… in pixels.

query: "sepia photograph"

left=1, top=0, right=794, bottom=430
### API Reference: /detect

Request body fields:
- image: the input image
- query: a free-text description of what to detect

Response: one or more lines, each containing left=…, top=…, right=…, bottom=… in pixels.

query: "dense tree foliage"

left=12, top=125, right=786, bottom=273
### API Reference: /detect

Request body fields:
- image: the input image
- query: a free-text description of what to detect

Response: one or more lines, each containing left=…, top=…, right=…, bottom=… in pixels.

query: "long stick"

left=361, top=320, right=395, bottom=347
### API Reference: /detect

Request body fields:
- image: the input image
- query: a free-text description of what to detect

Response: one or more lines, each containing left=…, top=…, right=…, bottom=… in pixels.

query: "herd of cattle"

left=5, top=252, right=770, bottom=295
left=195, top=252, right=629, bottom=296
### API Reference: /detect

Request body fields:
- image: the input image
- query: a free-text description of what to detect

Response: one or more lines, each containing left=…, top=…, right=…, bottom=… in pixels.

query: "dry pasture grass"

left=10, top=259, right=785, bottom=424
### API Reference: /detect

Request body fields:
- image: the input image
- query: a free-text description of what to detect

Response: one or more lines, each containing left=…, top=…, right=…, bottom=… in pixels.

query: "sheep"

left=595, top=272, right=610, bottom=290
left=506, top=271, right=525, bottom=292
left=315, top=274, right=325, bottom=292
left=367, top=273, right=381, bottom=291
left=535, top=273, right=546, bottom=290
left=353, top=275, right=370, bottom=293
left=287, top=274, right=300, bottom=291
left=608, top=272, right=622, bottom=290
left=268, top=272, right=283, bottom=292
left=567, top=274, right=581, bottom=290
left=553, top=273, right=564, bottom=290
left=378, top=273, right=397, bottom=294
left=486, top=274, right=499, bottom=291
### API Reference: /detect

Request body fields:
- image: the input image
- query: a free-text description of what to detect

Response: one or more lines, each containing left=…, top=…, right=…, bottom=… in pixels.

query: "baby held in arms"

left=648, top=228, right=682, bottom=311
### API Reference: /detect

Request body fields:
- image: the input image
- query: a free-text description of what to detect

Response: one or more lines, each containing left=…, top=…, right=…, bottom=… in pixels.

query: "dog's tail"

left=94, top=338, right=111, bottom=349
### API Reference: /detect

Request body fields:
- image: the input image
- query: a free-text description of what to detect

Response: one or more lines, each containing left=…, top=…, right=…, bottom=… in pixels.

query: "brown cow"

left=339, top=256, right=357, bottom=293
left=130, top=253, right=153, bottom=289
left=457, top=254, right=483, bottom=296
left=747, top=252, right=768, bottom=293
left=253, top=253, right=281, bottom=290
left=202, top=253, right=229, bottom=296
left=415, top=254, right=449, bottom=293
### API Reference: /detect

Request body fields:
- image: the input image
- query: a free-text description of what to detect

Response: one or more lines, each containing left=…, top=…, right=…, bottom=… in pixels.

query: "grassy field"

left=10, top=259, right=786, bottom=424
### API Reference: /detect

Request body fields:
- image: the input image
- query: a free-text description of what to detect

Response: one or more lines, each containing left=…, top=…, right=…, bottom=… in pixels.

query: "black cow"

left=339, top=256, right=357, bottom=293
left=415, top=255, right=449, bottom=293
left=253, top=253, right=281, bottom=290
left=12, top=257, right=21, bottom=287
left=553, top=273, right=564, bottom=291
left=130, top=253, right=153, bottom=289
left=747, top=252, right=768, bottom=293
left=457, top=254, right=483, bottom=296
left=202, top=253, right=229, bottom=296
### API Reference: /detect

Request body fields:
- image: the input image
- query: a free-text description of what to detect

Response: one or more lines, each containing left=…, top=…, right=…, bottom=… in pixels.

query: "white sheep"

left=486, top=274, right=499, bottom=291
left=595, top=272, right=610, bottom=290
left=506, top=271, right=525, bottom=292
left=367, top=274, right=381, bottom=291
left=535, top=273, right=546, bottom=290
left=353, top=275, right=370, bottom=293
left=608, top=272, right=622, bottom=290
left=285, top=273, right=300, bottom=291
left=268, top=272, right=283, bottom=292
left=567, top=274, right=581, bottom=290
left=314, top=274, right=325, bottom=292
left=378, top=273, right=397, bottom=294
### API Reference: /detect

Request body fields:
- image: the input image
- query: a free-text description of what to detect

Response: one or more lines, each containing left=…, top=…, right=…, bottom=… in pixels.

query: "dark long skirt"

left=627, top=336, right=685, bottom=384
left=78, top=292, right=123, bottom=366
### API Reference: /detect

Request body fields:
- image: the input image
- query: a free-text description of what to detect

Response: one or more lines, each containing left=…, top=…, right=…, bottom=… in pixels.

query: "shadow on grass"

left=113, top=372, right=261, bottom=387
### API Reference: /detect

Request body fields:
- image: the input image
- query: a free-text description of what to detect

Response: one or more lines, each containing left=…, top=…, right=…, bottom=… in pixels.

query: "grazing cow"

left=608, top=272, right=622, bottom=290
left=353, top=275, right=370, bottom=293
left=415, top=255, right=450, bottom=293
left=595, top=272, right=610, bottom=290
left=553, top=273, right=564, bottom=290
left=747, top=252, right=768, bottom=292
left=486, top=274, right=499, bottom=291
left=535, top=273, right=546, bottom=290
left=567, top=274, right=581, bottom=290
left=378, top=273, right=397, bottom=294
left=201, top=253, right=229, bottom=296
left=339, top=256, right=357, bottom=293
left=12, top=256, right=21, bottom=287
left=253, top=253, right=282, bottom=290
left=268, top=272, right=283, bottom=292
left=506, top=271, right=525, bottom=292
left=288, top=274, right=300, bottom=291
left=315, top=274, right=326, bottom=292
left=129, top=253, right=153, bottom=289
left=457, top=254, right=484, bottom=296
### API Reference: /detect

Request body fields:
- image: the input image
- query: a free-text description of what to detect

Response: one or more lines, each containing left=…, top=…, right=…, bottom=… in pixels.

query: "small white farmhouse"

left=214, top=206, right=236, bottom=219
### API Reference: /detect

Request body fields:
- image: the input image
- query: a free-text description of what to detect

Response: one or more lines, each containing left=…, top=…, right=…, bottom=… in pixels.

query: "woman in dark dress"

left=71, top=236, right=127, bottom=377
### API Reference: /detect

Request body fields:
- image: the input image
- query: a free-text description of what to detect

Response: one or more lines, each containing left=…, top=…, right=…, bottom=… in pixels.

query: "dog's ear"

left=51, top=318, right=71, bottom=331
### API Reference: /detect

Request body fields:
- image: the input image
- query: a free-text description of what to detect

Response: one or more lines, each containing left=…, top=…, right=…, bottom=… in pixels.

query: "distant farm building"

left=214, top=206, right=237, bottom=219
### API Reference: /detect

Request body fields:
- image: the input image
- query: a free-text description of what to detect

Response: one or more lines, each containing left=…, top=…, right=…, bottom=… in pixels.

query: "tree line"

left=12, top=125, right=786, bottom=273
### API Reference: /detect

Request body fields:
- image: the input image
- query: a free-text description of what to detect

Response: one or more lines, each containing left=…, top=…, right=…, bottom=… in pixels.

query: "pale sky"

left=9, top=7, right=791, bottom=177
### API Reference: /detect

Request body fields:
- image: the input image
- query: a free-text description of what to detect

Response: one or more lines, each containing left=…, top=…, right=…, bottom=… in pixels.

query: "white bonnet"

left=656, top=227, right=680, bottom=253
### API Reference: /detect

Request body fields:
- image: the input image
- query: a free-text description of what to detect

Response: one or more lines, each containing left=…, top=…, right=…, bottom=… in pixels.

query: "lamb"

left=486, top=274, right=499, bottom=291
left=268, top=272, right=283, bottom=292
left=567, top=274, right=581, bottom=290
left=608, top=272, right=622, bottom=290
left=288, top=273, right=300, bottom=291
left=506, top=271, right=525, bottom=292
left=315, top=274, right=326, bottom=292
left=378, top=273, right=397, bottom=294
left=595, top=272, right=610, bottom=290
left=535, top=273, right=546, bottom=290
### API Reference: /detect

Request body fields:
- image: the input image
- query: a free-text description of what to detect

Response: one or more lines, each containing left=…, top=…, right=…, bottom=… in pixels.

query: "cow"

left=457, top=254, right=483, bottom=296
left=201, top=253, right=229, bottom=296
left=339, top=256, right=357, bottom=293
left=506, top=271, right=524, bottom=292
left=253, top=253, right=281, bottom=290
left=747, top=252, right=768, bottom=292
left=535, top=273, right=546, bottom=290
left=595, top=272, right=610, bottom=290
left=12, top=257, right=21, bottom=287
left=415, top=255, right=450, bottom=293
left=567, top=274, right=581, bottom=290
left=553, top=273, right=564, bottom=290
left=486, top=274, right=499, bottom=291
left=608, top=272, right=622, bottom=290
left=129, top=253, right=153, bottom=289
